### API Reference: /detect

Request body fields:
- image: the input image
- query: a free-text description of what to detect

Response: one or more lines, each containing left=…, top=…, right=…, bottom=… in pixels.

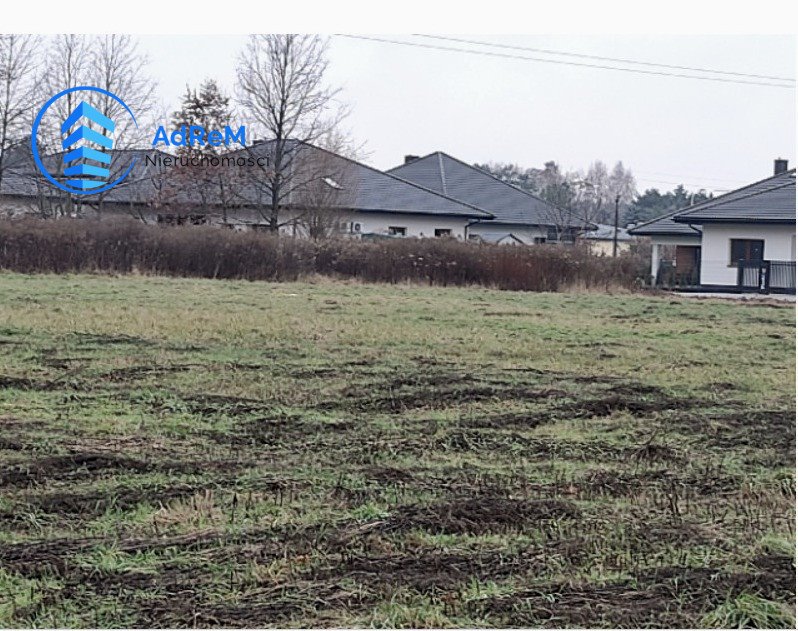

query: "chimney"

left=774, top=158, right=789, bottom=175
left=404, top=154, right=419, bottom=164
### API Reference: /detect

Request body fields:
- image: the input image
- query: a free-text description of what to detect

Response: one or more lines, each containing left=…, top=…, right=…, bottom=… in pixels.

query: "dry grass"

left=0, top=217, right=647, bottom=291
left=0, top=272, right=793, bottom=628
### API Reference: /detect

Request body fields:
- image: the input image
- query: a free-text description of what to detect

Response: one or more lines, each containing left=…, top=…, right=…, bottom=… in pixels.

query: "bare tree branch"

left=235, top=34, right=348, bottom=230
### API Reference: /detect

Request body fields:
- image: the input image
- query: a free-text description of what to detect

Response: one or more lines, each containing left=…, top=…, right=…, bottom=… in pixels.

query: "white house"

left=387, top=152, right=587, bottom=244
left=627, top=212, right=702, bottom=287
left=0, top=142, right=493, bottom=237
left=630, top=160, right=795, bottom=293
left=580, top=223, right=634, bottom=256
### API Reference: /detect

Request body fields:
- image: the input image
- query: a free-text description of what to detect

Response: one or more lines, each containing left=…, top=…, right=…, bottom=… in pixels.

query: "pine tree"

left=171, top=79, right=233, bottom=157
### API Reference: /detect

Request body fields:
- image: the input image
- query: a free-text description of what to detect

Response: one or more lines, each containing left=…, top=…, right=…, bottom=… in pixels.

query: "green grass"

left=0, top=272, right=794, bottom=627
left=701, top=594, right=796, bottom=629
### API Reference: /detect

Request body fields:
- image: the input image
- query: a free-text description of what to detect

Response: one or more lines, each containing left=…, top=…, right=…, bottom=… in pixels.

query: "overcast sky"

left=139, top=34, right=795, bottom=194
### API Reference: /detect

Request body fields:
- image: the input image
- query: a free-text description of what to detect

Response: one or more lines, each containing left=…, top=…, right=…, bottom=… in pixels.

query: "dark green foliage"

left=627, top=184, right=713, bottom=224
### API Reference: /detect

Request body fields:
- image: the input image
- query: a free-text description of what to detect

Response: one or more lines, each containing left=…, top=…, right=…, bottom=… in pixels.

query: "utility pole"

left=612, top=193, right=620, bottom=257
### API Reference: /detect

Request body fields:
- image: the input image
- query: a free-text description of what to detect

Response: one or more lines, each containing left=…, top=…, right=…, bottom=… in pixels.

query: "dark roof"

left=0, top=148, right=177, bottom=202
left=0, top=142, right=492, bottom=219
left=672, top=169, right=795, bottom=224
left=1, top=142, right=493, bottom=219
left=387, top=152, right=584, bottom=228
left=473, top=231, right=525, bottom=244
left=628, top=211, right=702, bottom=237
left=582, top=223, right=633, bottom=242
left=240, top=141, right=492, bottom=219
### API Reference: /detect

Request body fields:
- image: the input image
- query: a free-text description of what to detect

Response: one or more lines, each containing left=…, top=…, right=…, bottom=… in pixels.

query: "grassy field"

left=0, top=272, right=794, bottom=628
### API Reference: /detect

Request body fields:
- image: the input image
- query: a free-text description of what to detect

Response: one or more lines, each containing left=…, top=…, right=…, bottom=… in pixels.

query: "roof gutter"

left=671, top=217, right=795, bottom=224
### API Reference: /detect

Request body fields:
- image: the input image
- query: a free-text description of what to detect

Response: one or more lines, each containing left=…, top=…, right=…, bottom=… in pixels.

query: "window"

left=434, top=228, right=452, bottom=238
left=388, top=226, right=407, bottom=236
left=730, top=239, right=765, bottom=266
left=533, top=237, right=546, bottom=244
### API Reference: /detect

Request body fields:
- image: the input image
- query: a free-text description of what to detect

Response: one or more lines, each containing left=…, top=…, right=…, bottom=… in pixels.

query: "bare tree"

left=290, top=136, right=358, bottom=240
left=30, top=35, right=156, bottom=217
left=84, top=34, right=156, bottom=214
left=578, top=160, right=610, bottom=225
left=0, top=34, right=40, bottom=196
left=36, top=35, right=92, bottom=152
left=236, top=34, right=348, bottom=231
left=32, top=35, right=93, bottom=216
left=536, top=161, right=579, bottom=241
left=608, top=160, right=636, bottom=211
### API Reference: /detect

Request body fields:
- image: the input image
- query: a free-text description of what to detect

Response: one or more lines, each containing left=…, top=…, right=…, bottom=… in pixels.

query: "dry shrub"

left=0, top=218, right=647, bottom=291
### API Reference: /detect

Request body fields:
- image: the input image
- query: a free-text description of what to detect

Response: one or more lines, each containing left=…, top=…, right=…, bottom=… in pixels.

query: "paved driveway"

left=674, top=291, right=795, bottom=303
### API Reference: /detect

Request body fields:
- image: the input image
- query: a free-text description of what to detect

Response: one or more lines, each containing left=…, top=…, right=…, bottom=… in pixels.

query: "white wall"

left=586, top=240, right=632, bottom=256
left=344, top=211, right=471, bottom=239
left=700, top=223, right=796, bottom=286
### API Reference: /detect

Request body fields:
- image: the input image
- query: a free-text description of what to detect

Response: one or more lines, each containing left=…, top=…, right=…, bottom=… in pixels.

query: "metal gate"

left=737, top=260, right=796, bottom=293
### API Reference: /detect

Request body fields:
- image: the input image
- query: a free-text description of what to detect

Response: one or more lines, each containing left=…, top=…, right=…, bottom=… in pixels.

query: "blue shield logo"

left=31, top=86, right=138, bottom=195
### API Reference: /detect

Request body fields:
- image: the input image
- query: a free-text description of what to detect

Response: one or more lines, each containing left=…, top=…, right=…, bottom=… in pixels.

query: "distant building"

left=0, top=141, right=492, bottom=240
left=630, top=160, right=795, bottom=294
left=580, top=223, right=633, bottom=256
left=387, top=152, right=590, bottom=244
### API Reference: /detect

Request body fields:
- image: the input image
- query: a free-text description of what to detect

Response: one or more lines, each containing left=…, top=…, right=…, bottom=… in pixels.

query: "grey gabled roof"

left=582, top=223, right=633, bottom=242
left=0, top=148, right=180, bottom=202
left=474, top=231, right=525, bottom=244
left=265, top=142, right=494, bottom=219
left=628, top=211, right=702, bottom=237
left=672, top=169, right=795, bottom=224
left=387, top=152, right=583, bottom=228
left=1, top=142, right=494, bottom=219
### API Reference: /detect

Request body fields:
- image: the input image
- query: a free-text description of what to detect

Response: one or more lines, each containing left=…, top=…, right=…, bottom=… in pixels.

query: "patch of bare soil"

left=0, top=453, right=155, bottom=486
left=102, top=364, right=199, bottom=382
left=151, top=582, right=375, bottom=628
left=470, top=556, right=796, bottom=627
left=568, top=391, right=693, bottom=418
left=318, top=550, right=541, bottom=593
left=330, top=370, right=574, bottom=413
left=0, top=528, right=270, bottom=577
left=358, top=465, right=417, bottom=485
left=179, top=393, right=275, bottom=416
left=374, top=498, right=580, bottom=535
left=206, top=416, right=355, bottom=448
left=70, top=332, right=158, bottom=348
left=465, top=384, right=698, bottom=430
left=0, top=452, right=220, bottom=487
left=673, top=408, right=795, bottom=464
left=560, top=468, right=743, bottom=500
left=0, top=375, right=54, bottom=391
left=13, top=482, right=207, bottom=518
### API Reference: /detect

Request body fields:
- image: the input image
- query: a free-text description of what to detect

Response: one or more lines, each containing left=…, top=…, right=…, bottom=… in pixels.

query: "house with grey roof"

left=387, top=152, right=588, bottom=244
left=580, top=223, right=634, bottom=256
left=627, top=209, right=703, bottom=287
left=472, top=231, right=525, bottom=246
left=1, top=141, right=493, bottom=239
left=630, top=159, right=795, bottom=293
